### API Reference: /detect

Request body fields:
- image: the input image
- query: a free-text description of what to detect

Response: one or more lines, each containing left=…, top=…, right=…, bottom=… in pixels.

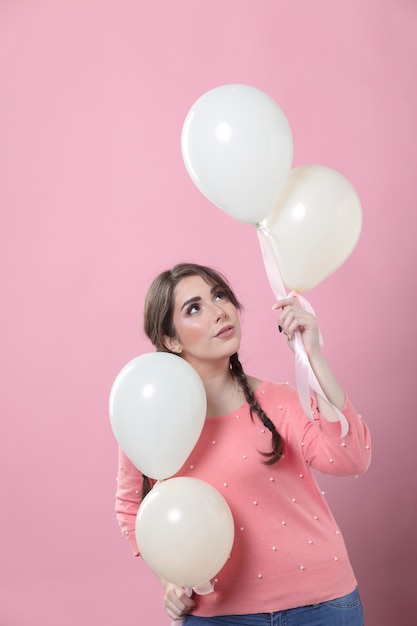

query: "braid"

left=141, top=474, right=152, bottom=499
left=230, top=353, right=284, bottom=465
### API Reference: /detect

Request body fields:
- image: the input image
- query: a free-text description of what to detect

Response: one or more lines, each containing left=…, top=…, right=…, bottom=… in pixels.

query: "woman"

left=115, top=263, right=371, bottom=625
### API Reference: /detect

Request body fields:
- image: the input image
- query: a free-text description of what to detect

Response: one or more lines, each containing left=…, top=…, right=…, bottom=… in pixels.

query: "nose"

left=213, top=302, right=227, bottom=321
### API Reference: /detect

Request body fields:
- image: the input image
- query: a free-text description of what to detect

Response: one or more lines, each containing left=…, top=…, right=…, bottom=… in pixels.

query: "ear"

left=163, top=335, right=182, bottom=354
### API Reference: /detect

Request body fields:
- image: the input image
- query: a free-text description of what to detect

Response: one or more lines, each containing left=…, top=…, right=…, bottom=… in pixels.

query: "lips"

left=215, top=325, right=235, bottom=339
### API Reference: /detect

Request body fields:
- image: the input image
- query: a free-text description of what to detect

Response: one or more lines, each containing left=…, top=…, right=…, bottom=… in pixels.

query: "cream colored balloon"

left=135, top=477, right=235, bottom=588
left=262, top=165, right=362, bottom=292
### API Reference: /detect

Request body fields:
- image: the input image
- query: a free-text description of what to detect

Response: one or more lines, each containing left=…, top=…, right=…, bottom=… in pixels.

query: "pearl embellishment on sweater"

left=114, top=379, right=371, bottom=610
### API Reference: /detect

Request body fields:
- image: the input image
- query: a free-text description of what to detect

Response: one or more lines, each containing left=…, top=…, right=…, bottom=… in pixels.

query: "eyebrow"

left=180, top=296, right=200, bottom=311
left=180, top=285, right=219, bottom=311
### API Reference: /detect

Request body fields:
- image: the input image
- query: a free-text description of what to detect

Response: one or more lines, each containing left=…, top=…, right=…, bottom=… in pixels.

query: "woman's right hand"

left=159, top=578, right=195, bottom=620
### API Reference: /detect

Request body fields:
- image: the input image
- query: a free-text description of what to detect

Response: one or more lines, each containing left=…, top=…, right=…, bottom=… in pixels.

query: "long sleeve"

left=300, top=397, right=371, bottom=476
left=115, top=447, right=146, bottom=556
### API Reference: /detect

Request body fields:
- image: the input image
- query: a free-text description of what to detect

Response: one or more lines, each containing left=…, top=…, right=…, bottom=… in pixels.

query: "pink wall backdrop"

left=1, top=1, right=416, bottom=625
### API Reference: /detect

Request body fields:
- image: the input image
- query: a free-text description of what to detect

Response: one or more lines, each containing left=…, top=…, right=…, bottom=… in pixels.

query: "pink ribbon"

left=256, top=224, right=349, bottom=438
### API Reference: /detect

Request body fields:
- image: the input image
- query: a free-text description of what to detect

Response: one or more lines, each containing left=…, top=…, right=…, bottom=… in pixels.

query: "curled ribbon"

left=256, top=224, right=349, bottom=437
left=172, top=581, right=214, bottom=626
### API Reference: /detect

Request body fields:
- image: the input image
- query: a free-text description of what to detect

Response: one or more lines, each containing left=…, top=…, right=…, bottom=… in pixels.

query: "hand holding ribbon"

left=256, top=224, right=349, bottom=437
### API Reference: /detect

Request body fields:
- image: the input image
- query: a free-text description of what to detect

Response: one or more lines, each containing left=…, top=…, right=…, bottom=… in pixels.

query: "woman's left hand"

left=273, top=296, right=321, bottom=357
left=273, top=296, right=347, bottom=413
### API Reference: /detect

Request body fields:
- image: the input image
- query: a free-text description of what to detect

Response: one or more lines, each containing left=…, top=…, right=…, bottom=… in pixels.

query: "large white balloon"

left=181, top=84, right=293, bottom=224
left=135, top=477, right=235, bottom=588
left=109, top=353, right=206, bottom=479
left=262, top=165, right=362, bottom=292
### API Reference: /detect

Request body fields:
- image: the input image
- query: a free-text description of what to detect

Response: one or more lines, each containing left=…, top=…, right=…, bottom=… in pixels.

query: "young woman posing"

left=115, top=263, right=371, bottom=626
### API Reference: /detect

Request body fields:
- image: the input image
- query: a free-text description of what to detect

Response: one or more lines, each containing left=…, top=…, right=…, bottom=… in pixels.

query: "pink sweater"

left=115, top=380, right=371, bottom=617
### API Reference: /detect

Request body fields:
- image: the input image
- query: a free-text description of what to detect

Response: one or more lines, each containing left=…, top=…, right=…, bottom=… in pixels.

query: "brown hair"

left=141, top=263, right=284, bottom=497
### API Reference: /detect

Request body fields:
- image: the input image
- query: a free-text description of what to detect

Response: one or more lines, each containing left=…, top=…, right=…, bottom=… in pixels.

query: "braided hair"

left=230, top=353, right=284, bottom=464
left=140, top=263, right=284, bottom=498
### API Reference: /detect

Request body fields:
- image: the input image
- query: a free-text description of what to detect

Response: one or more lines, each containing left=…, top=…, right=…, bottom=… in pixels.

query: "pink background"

left=1, top=1, right=416, bottom=625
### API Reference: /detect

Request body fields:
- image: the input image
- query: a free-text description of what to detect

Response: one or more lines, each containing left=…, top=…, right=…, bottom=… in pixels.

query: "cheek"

left=231, top=309, right=241, bottom=329
left=176, top=319, right=206, bottom=343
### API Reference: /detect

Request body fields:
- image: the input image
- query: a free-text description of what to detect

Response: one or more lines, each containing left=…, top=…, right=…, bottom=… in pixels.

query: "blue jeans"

left=183, top=587, right=364, bottom=626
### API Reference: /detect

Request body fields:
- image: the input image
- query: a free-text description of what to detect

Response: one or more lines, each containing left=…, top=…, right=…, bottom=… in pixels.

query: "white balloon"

left=135, top=477, right=235, bottom=588
left=181, top=84, right=293, bottom=224
left=262, top=165, right=362, bottom=292
left=109, top=353, right=206, bottom=479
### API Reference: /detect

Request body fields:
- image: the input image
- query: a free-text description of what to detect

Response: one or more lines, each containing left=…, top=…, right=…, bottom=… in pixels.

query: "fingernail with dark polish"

left=278, top=325, right=282, bottom=333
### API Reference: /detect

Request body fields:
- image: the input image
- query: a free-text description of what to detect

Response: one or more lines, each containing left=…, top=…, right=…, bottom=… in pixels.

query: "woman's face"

left=165, top=274, right=241, bottom=367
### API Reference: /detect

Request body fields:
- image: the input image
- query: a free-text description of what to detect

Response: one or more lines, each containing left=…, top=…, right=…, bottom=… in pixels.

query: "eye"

left=186, top=303, right=200, bottom=315
left=214, top=290, right=228, bottom=302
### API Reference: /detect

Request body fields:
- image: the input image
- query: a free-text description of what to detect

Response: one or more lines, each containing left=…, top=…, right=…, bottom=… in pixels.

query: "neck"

left=187, top=355, right=262, bottom=418
left=185, top=355, right=243, bottom=418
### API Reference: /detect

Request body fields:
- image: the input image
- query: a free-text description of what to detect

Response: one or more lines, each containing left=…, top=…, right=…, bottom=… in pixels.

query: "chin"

left=226, top=338, right=241, bottom=356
